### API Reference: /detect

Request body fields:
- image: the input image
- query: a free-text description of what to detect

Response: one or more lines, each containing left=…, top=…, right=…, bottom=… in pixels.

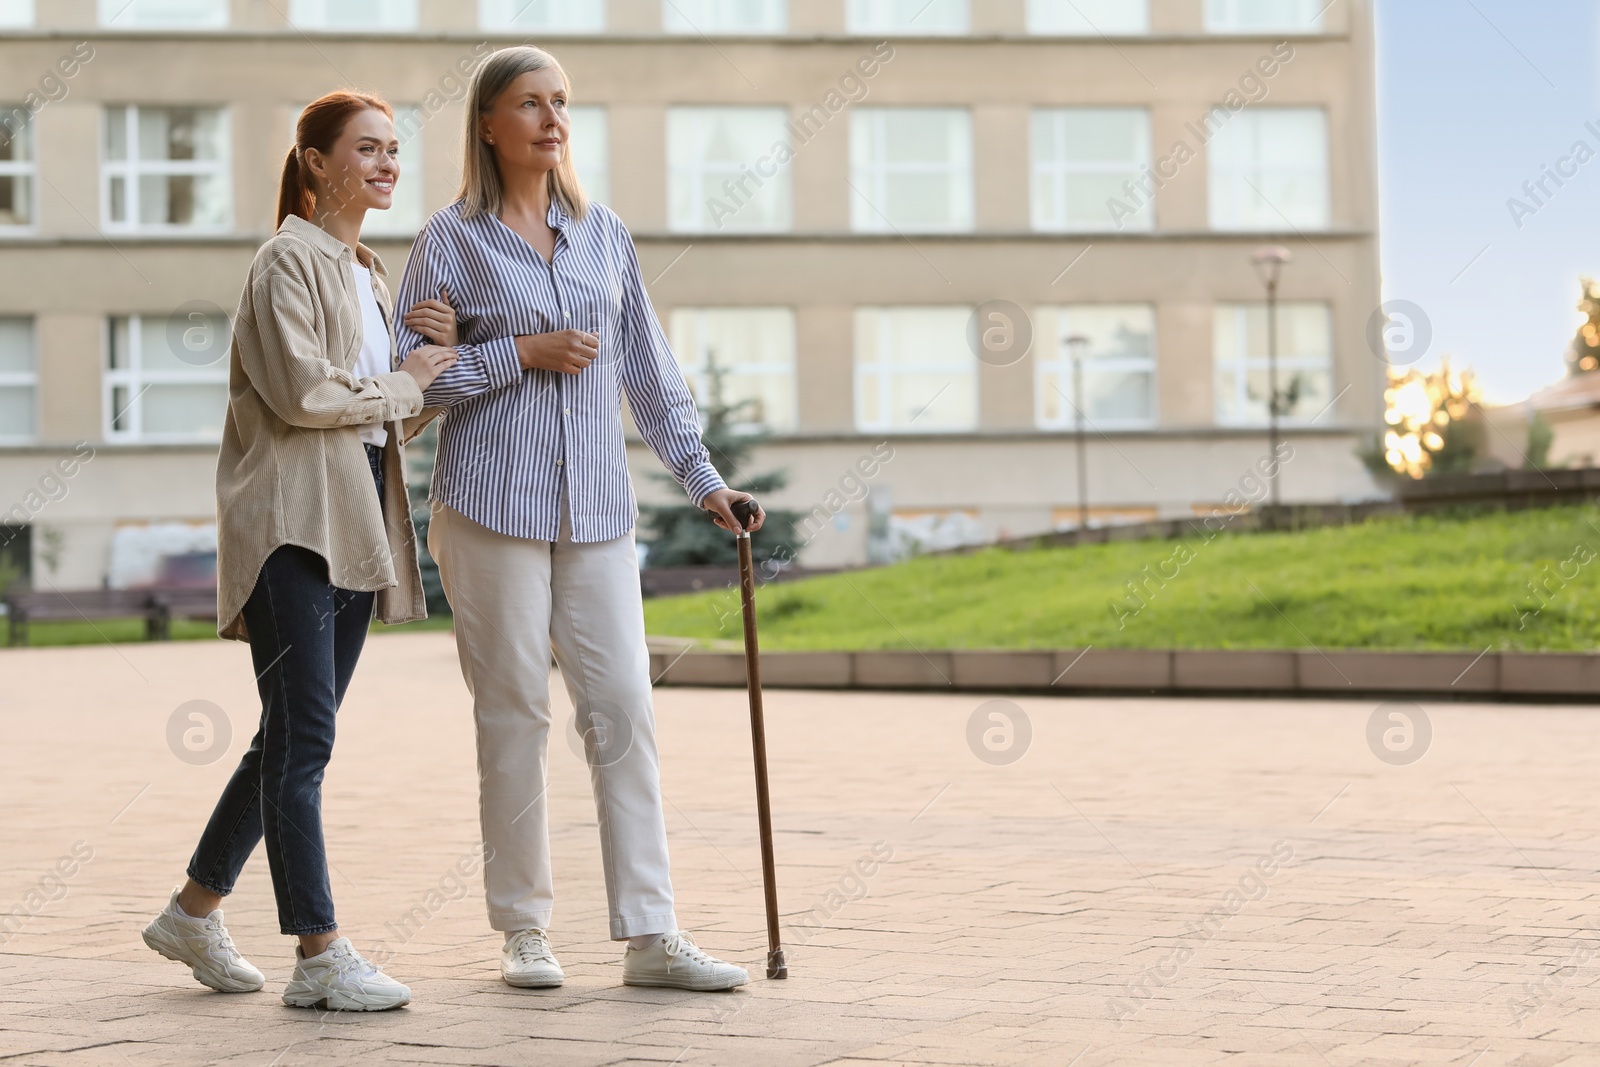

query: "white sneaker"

left=281, top=937, right=411, bottom=1011
left=622, top=931, right=749, bottom=991
left=501, top=929, right=565, bottom=988
left=142, top=888, right=265, bottom=993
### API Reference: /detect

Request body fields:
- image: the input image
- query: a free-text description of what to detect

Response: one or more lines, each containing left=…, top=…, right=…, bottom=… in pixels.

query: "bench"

left=4, top=587, right=218, bottom=646
left=146, top=587, right=220, bottom=640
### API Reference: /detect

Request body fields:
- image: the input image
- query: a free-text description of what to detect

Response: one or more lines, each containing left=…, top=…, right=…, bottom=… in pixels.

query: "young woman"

left=142, top=90, right=460, bottom=1012
left=394, top=46, right=761, bottom=992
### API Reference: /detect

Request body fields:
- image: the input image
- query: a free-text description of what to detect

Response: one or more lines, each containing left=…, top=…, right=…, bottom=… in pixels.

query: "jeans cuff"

left=184, top=868, right=232, bottom=897
left=281, top=921, right=340, bottom=937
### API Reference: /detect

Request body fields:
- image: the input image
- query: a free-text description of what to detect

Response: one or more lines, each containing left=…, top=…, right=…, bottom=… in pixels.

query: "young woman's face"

left=480, top=67, right=571, bottom=175
left=307, top=108, right=399, bottom=214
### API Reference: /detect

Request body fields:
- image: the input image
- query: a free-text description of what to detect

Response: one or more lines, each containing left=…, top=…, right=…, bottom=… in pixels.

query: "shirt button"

left=563, top=407, right=570, bottom=415
left=555, top=458, right=565, bottom=466
left=564, top=310, right=571, bottom=320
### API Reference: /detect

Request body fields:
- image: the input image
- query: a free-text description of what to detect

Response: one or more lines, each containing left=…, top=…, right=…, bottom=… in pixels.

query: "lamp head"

left=1252, top=245, right=1293, bottom=287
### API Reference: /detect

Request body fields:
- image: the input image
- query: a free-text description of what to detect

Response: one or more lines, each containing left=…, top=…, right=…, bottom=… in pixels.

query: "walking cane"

left=726, top=497, right=787, bottom=979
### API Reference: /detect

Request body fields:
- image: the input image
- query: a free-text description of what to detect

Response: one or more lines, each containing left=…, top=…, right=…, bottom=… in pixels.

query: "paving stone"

left=2, top=634, right=1597, bottom=1065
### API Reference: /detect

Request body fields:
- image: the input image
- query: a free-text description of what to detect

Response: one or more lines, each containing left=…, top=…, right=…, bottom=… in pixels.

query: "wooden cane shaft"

left=738, top=533, right=783, bottom=963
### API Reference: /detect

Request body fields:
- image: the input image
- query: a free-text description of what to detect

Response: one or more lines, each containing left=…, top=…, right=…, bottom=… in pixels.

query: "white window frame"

left=479, top=0, right=605, bottom=32
left=568, top=105, right=609, bottom=206
left=98, top=0, right=229, bottom=28
left=1213, top=302, right=1334, bottom=427
left=668, top=106, right=791, bottom=233
left=670, top=307, right=798, bottom=434
left=663, top=0, right=785, bottom=34
left=847, top=0, right=967, bottom=34
left=288, top=0, right=419, bottom=30
left=1204, top=0, right=1323, bottom=32
left=0, top=1, right=34, bottom=28
left=850, top=108, right=973, bottom=233
left=1207, top=107, right=1329, bottom=232
left=0, top=107, right=36, bottom=232
left=1031, top=107, right=1151, bottom=233
left=0, top=317, right=37, bottom=445
left=102, top=105, right=232, bottom=234
left=854, top=307, right=978, bottom=433
left=1034, top=305, right=1157, bottom=430
left=1026, top=0, right=1148, bottom=35
left=104, top=315, right=231, bottom=444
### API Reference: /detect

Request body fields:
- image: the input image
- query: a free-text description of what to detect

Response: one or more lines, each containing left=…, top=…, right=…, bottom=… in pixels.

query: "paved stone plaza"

left=2, top=632, right=1598, bottom=1065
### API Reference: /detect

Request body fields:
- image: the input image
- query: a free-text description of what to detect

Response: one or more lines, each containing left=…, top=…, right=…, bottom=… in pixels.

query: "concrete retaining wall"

left=648, top=647, right=1600, bottom=700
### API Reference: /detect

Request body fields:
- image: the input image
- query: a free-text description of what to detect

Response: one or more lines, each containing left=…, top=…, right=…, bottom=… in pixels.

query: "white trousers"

left=428, top=497, right=677, bottom=940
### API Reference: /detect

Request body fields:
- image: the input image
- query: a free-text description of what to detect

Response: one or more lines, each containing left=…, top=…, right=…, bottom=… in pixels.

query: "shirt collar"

left=277, top=213, right=386, bottom=278
left=547, top=198, right=569, bottom=232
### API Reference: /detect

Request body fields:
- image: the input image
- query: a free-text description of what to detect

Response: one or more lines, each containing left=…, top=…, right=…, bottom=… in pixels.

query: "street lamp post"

left=1252, top=246, right=1293, bottom=511
left=1067, top=333, right=1091, bottom=531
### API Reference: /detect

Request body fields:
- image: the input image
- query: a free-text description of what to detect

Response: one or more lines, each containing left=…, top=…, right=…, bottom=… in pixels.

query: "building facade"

left=0, top=0, right=1382, bottom=589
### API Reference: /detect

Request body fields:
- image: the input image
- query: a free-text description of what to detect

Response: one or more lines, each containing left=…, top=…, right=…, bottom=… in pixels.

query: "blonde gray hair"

left=458, top=46, right=589, bottom=222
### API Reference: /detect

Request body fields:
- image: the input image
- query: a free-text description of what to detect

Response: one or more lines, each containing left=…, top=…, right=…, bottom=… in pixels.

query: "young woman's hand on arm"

left=400, top=344, right=459, bottom=390
left=394, top=219, right=523, bottom=407
left=403, top=285, right=458, bottom=347
left=245, top=251, right=428, bottom=428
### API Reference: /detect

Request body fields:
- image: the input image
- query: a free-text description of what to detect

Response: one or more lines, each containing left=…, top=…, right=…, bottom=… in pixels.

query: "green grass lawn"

left=641, top=505, right=1600, bottom=653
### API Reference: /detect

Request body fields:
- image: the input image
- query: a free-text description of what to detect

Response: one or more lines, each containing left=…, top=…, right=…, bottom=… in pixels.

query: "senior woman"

left=394, top=45, right=759, bottom=992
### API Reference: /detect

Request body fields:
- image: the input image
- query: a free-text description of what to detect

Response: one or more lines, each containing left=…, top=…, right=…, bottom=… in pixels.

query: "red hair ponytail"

left=276, top=89, right=393, bottom=228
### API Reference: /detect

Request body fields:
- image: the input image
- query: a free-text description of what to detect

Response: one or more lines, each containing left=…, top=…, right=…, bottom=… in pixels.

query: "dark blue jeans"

left=186, top=444, right=384, bottom=935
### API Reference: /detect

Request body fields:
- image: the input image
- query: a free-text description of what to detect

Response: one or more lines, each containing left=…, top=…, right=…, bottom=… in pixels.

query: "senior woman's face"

left=479, top=67, right=571, bottom=174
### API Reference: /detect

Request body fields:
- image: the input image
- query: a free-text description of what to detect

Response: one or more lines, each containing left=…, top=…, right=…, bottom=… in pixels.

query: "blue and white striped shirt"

left=394, top=198, right=726, bottom=543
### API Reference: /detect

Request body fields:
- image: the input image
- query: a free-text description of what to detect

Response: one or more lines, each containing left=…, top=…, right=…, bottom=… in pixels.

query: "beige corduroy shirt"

left=215, top=214, right=435, bottom=641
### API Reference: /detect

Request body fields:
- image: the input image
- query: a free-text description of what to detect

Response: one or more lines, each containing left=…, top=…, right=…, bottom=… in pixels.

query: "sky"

left=1375, top=0, right=1600, bottom=403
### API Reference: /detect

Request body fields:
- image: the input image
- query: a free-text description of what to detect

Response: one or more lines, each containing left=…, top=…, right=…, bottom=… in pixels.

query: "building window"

left=99, top=0, right=228, bottom=28
left=568, top=105, right=609, bottom=206
left=1035, top=305, right=1156, bottom=429
left=1205, top=0, right=1323, bottom=32
left=105, top=315, right=230, bottom=442
left=1213, top=302, right=1333, bottom=426
left=1208, top=107, right=1327, bottom=231
left=668, top=107, right=791, bottom=232
left=289, top=0, right=418, bottom=30
left=664, top=0, right=785, bottom=33
left=0, top=108, right=34, bottom=229
left=480, top=0, right=604, bottom=32
left=103, top=106, right=230, bottom=232
left=850, top=108, right=972, bottom=233
left=1032, top=108, right=1150, bottom=232
left=0, top=1, right=32, bottom=28
left=669, top=308, right=796, bottom=433
left=847, top=0, right=966, bottom=34
left=0, top=318, right=36, bottom=444
left=1027, top=0, right=1147, bottom=34
left=854, top=307, right=977, bottom=432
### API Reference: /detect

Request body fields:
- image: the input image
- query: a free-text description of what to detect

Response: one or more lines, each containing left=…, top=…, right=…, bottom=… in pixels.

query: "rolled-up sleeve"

left=613, top=220, right=727, bottom=507
left=395, top=215, right=524, bottom=408
left=244, top=256, right=423, bottom=430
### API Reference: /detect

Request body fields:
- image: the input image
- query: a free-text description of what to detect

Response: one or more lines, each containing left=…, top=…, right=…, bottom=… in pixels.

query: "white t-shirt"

left=350, top=261, right=391, bottom=448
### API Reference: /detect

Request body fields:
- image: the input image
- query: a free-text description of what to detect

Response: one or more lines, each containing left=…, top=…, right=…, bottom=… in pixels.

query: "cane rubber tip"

left=766, top=948, right=788, bottom=979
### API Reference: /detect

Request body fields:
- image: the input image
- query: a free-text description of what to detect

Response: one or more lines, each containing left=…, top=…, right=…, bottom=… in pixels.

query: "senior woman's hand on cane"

left=703, top=488, right=764, bottom=533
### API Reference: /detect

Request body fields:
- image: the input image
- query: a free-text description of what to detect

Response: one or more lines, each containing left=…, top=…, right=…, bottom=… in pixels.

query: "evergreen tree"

left=639, top=358, right=799, bottom=567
